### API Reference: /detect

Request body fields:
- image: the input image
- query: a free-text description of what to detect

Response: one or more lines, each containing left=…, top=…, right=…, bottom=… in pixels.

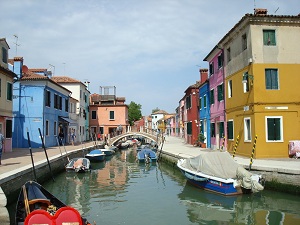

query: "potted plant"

left=198, top=133, right=206, bottom=148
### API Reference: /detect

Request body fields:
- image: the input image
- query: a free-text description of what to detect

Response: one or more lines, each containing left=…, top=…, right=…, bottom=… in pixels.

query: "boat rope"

left=232, top=135, right=240, bottom=158
left=22, top=185, right=30, bottom=216
left=249, top=135, right=258, bottom=171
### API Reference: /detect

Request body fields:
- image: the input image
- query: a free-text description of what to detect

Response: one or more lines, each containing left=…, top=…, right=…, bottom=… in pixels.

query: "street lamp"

left=242, top=72, right=254, bottom=84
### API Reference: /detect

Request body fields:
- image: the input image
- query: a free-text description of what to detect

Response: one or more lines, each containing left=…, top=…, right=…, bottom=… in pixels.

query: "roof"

left=0, top=65, right=17, bottom=78
left=51, top=76, right=81, bottom=83
left=151, top=110, right=168, bottom=115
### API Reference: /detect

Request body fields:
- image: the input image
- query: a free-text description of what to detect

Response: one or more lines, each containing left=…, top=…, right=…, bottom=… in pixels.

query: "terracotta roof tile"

left=51, top=76, right=81, bottom=83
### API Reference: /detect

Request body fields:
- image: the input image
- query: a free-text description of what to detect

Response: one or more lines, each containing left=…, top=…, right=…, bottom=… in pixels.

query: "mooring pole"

left=26, top=129, right=37, bottom=181
left=232, top=135, right=240, bottom=158
left=249, top=135, right=258, bottom=171
left=38, top=128, right=55, bottom=181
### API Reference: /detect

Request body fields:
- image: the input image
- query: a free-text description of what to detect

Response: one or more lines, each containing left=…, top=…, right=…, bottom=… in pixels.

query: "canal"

left=7, top=148, right=300, bottom=225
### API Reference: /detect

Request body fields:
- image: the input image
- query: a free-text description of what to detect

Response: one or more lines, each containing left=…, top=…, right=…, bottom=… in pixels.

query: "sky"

left=1, top=0, right=299, bottom=115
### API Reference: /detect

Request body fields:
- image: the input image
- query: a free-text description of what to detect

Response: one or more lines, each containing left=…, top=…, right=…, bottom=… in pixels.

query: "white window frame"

left=265, top=116, right=283, bottom=142
left=228, top=80, right=232, bottom=98
left=244, top=117, right=251, bottom=142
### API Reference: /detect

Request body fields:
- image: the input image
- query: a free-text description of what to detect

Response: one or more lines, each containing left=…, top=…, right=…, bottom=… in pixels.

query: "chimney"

left=254, top=8, right=268, bottom=15
left=13, top=57, right=24, bottom=79
left=199, top=68, right=208, bottom=84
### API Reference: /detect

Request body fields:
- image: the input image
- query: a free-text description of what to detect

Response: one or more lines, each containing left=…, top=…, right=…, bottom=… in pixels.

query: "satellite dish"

left=22, top=65, right=28, bottom=73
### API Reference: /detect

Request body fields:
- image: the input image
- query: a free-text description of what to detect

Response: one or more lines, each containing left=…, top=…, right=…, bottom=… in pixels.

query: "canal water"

left=7, top=148, right=300, bottom=225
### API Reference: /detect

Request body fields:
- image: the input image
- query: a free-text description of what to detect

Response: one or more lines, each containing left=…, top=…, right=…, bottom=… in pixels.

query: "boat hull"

left=85, top=154, right=105, bottom=162
left=179, top=169, right=242, bottom=195
left=65, top=157, right=91, bottom=172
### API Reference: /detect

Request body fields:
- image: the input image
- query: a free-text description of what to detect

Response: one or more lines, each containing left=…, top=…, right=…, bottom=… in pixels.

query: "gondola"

left=15, top=180, right=92, bottom=224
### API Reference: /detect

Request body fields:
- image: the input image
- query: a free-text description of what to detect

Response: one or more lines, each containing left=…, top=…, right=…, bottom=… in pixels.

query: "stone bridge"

left=108, top=131, right=160, bottom=146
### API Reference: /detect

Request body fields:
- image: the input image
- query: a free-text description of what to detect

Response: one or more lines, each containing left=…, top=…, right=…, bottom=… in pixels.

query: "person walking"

left=0, top=131, right=5, bottom=165
left=58, top=131, right=64, bottom=146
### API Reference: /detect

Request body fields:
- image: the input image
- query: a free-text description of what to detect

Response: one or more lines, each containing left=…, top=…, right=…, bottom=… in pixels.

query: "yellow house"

left=218, top=9, right=300, bottom=158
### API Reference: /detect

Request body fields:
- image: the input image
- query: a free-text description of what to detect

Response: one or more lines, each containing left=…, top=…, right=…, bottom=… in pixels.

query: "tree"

left=128, top=101, right=142, bottom=126
left=152, top=107, right=160, bottom=113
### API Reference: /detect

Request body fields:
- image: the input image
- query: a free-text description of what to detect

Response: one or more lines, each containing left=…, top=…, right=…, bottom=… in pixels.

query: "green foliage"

left=128, top=101, right=142, bottom=126
left=152, top=107, right=160, bottom=113
left=198, top=133, right=206, bottom=142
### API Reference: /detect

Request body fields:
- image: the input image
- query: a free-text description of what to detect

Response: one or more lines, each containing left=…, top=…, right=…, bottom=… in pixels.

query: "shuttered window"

left=267, top=117, right=282, bottom=141
left=187, top=122, right=192, bottom=135
left=265, top=69, right=278, bottom=90
left=227, top=120, right=233, bottom=140
left=217, top=83, right=224, bottom=101
left=210, top=123, right=215, bottom=137
left=210, top=89, right=214, bottom=105
left=263, top=30, right=276, bottom=46
left=219, top=122, right=224, bottom=138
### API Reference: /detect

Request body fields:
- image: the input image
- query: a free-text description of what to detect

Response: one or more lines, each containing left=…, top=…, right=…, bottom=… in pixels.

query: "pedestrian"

left=71, top=129, right=76, bottom=146
left=97, top=133, right=101, bottom=141
left=58, top=131, right=64, bottom=146
left=0, top=131, right=5, bottom=165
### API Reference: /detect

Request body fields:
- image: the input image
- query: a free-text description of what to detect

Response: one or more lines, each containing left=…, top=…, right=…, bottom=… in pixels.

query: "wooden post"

left=249, top=135, right=258, bottom=171
left=232, top=135, right=240, bottom=158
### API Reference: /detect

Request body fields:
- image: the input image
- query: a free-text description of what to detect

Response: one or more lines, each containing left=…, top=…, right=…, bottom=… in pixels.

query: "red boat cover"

left=25, top=206, right=82, bottom=225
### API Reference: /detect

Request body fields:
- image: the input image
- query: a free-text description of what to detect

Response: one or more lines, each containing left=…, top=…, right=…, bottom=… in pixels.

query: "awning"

left=59, top=117, right=77, bottom=126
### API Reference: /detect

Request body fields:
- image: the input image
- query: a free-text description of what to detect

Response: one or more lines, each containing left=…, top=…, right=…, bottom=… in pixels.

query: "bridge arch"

left=108, top=132, right=159, bottom=146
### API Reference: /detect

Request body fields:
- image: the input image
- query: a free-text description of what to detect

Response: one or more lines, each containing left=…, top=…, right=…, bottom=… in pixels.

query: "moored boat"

left=101, top=147, right=115, bottom=156
left=65, top=157, right=91, bottom=172
left=85, top=149, right=106, bottom=162
left=177, top=151, right=264, bottom=196
left=15, top=180, right=92, bottom=225
left=137, top=149, right=157, bottom=163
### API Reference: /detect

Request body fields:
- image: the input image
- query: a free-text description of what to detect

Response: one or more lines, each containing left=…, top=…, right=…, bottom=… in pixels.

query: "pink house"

left=204, top=47, right=226, bottom=150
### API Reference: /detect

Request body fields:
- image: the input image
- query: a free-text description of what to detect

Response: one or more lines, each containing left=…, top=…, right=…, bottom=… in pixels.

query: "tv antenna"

left=13, top=34, right=20, bottom=56
left=274, top=7, right=279, bottom=14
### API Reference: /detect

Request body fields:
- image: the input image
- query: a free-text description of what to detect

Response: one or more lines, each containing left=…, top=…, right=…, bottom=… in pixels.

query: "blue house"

left=10, top=57, right=71, bottom=148
left=198, top=69, right=211, bottom=148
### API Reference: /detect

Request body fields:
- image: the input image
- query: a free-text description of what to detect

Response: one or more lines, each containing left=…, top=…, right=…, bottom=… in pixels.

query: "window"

left=243, top=72, right=250, bottom=93
left=217, top=54, right=223, bottom=69
left=2, top=47, right=8, bottom=63
left=186, top=95, right=191, bottom=109
left=210, top=89, right=214, bottom=105
left=65, top=99, right=69, bottom=112
left=242, top=34, right=247, bottom=50
left=54, top=94, right=58, bottom=109
left=227, top=47, right=231, bottom=62
left=187, top=122, right=192, bottom=135
left=217, top=83, right=224, bottom=101
left=266, top=116, right=283, bottom=141
left=92, top=110, right=97, bottom=119
left=228, top=80, right=232, bottom=98
left=244, top=117, right=251, bottom=141
left=263, top=30, right=276, bottom=46
left=227, top=120, right=234, bottom=140
left=6, top=82, right=12, bottom=101
left=265, top=69, right=279, bottom=90
left=59, top=96, right=62, bottom=110
left=209, top=62, right=214, bottom=76
left=45, top=90, right=51, bottom=107
left=219, top=122, right=224, bottom=138
left=46, top=120, right=49, bottom=136
left=109, top=111, right=115, bottom=120
left=210, top=123, right=215, bottom=137
left=54, top=121, right=57, bottom=136
left=199, top=97, right=202, bottom=109
left=203, top=95, right=207, bottom=108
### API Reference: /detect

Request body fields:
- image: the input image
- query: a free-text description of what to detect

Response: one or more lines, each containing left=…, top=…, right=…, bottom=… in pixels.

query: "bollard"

left=249, top=135, right=258, bottom=171
left=232, top=135, right=240, bottom=158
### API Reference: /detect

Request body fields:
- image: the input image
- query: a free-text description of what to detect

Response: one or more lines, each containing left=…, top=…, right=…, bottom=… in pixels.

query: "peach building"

left=89, top=86, right=129, bottom=139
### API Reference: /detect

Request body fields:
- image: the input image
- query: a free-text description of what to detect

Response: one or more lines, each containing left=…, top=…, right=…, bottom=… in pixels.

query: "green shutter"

left=274, top=118, right=281, bottom=140
left=227, top=121, right=233, bottom=139
left=219, top=122, right=224, bottom=138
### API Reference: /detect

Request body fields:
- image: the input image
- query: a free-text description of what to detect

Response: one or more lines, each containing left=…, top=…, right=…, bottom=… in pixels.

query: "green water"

left=7, top=149, right=300, bottom=224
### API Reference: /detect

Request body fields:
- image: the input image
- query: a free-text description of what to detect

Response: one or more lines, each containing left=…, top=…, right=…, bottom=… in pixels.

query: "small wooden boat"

left=65, top=157, right=91, bottom=172
left=137, top=149, right=157, bottom=163
left=15, top=180, right=92, bottom=225
left=85, top=149, right=106, bottom=162
left=177, top=151, right=264, bottom=196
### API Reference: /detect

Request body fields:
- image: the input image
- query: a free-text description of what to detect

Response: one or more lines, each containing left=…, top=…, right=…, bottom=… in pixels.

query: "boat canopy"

left=181, top=151, right=241, bottom=179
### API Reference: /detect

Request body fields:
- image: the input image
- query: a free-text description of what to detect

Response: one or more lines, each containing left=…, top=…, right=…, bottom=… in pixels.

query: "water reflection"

left=178, top=182, right=300, bottom=224
left=6, top=148, right=300, bottom=225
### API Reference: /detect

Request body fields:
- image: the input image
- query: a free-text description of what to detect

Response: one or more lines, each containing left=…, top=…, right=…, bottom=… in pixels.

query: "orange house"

left=89, top=86, right=129, bottom=139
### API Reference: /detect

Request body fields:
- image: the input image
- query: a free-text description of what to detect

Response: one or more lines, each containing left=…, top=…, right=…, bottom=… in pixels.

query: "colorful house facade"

left=204, top=46, right=226, bottom=150
left=11, top=57, right=71, bottom=148
left=0, top=38, right=16, bottom=152
left=218, top=9, right=300, bottom=158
